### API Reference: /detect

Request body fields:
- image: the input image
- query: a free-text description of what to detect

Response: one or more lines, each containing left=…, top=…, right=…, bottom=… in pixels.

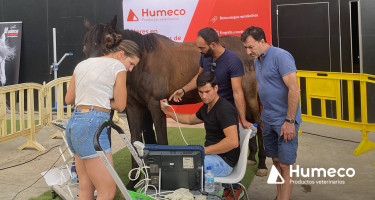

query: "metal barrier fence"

left=0, top=76, right=72, bottom=151
left=297, top=70, right=375, bottom=155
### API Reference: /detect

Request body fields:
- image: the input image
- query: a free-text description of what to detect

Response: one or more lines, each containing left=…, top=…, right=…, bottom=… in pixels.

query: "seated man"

left=160, top=71, right=240, bottom=177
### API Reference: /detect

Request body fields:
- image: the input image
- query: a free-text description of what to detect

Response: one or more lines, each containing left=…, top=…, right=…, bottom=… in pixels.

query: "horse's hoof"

left=256, top=169, right=268, bottom=177
left=247, top=160, right=257, bottom=165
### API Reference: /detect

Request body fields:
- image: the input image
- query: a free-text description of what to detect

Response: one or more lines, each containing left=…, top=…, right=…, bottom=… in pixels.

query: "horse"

left=83, top=16, right=267, bottom=189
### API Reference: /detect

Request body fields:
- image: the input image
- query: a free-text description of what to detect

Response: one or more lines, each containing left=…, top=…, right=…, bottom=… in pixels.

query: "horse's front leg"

left=148, top=99, right=168, bottom=145
left=125, top=98, right=145, bottom=190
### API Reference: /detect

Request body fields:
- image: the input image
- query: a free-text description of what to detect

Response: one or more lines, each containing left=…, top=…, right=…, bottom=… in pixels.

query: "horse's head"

left=83, top=16, right=117, bottom=58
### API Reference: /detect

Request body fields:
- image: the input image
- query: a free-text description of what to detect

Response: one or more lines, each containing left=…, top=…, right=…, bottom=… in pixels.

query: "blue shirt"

left=199, top=49, right=244, bottom=105
left=254, top=45, right=302, bottom=125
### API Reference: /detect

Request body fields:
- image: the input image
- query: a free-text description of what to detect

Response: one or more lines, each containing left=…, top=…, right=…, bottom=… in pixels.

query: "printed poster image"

left=0, top=21, right=22, bottom=86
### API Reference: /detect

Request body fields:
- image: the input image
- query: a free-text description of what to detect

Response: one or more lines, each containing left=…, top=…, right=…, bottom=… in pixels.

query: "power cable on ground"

left=301, top=131, right=360, bottom=144
left=0, top=145, right=61, bottom=171
left=11, top=147, right=68, bottom=200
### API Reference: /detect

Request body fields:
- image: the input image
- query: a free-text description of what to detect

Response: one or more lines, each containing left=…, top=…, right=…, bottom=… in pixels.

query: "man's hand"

left=280, top=122, right=296, bottom=142
left=241, top=119, right=252, bottom=130
left=169, top=89, right=184, bottom=102
left=160, top=99, right=170, bottom=113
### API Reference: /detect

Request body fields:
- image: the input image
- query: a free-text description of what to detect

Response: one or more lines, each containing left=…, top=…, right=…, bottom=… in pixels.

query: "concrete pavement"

left=248, top=122, right=375, bottom=200
left=1, top=115, right=375, bottom=199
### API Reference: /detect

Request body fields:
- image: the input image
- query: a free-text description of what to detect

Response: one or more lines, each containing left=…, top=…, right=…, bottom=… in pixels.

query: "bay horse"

left=83, top=16, right=267, bottom=189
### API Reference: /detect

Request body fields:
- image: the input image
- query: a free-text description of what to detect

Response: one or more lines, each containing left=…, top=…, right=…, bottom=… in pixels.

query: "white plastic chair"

left=214, top=125, right=252, bottom=200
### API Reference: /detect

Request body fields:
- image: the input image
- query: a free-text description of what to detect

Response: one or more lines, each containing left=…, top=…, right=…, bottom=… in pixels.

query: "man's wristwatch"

left=285, top=118, right=296, bottom=124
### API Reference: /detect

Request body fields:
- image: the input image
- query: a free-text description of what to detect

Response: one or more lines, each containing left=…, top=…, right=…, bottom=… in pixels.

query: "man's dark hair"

left=197, top=27, right=219, bottom=45
left=241, top=26, right=267, bottom=43
left=197, top=71, right=217, bottom=88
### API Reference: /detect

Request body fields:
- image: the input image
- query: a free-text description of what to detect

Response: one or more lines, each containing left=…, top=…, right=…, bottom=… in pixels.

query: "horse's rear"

left=220, top=35, right=267, bottom=173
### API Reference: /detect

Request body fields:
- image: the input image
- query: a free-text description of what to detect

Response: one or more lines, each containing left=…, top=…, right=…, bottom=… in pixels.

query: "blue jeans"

left=204, top=154, right=233, bottom=177
left=262, top=122, right=300, bottom=164
left=66, top=109, right=111, bottom=159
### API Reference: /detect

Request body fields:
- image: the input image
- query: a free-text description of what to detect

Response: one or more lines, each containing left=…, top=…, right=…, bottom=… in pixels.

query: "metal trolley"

left=50, top=119, right=79, bottom=200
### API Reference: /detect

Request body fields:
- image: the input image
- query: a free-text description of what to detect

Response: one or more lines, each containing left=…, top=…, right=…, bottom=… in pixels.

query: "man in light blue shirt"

left=241, top=26, right=302, bottom=200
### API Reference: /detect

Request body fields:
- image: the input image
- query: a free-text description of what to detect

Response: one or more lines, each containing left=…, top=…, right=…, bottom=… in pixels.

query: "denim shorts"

left=65, top=109, right=111, bottom=159
left=262, top=122, right=300, bottom=164
left=204, top=154, right=233, bottom=177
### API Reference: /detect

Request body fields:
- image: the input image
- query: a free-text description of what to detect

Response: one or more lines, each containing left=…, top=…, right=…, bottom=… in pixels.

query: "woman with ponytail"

left=65, top=33, right=141, bottom=200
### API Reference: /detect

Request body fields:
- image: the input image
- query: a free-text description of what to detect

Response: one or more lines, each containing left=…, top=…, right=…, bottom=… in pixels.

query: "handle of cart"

left=94, top=119, right=155, bottom=200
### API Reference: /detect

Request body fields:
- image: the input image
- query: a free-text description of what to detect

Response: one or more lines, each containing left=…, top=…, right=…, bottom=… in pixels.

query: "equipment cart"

left=49, top=119, right=79, bottom=200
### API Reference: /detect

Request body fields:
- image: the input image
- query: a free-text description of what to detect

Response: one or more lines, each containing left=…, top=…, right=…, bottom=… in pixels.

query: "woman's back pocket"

left=69, top=118, right=93, bottom=142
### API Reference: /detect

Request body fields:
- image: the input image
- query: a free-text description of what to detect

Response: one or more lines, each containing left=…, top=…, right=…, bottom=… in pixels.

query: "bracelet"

left=181, top=87, right=185, bottom=94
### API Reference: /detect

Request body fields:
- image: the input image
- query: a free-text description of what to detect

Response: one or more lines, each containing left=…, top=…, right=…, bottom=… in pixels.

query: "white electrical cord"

left=129, top=159, right=175, bottom=199
left=128, top=160, right=154, bottom=194
left=165, top=104, right=189, bottom=145
left=129, top=103, right=192, bottom=199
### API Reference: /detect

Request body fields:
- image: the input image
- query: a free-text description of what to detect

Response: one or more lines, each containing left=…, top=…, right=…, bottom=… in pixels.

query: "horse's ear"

left=108, top=15, right=117, bottom=32
left=84, top=17, right=93, bottom=30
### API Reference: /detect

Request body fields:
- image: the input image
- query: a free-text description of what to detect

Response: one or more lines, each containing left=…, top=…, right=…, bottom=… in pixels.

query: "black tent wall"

left=0, top=0, right=123, bottom=84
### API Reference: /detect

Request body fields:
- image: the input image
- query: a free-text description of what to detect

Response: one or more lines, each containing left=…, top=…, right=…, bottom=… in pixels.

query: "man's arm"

left=283, top=72, right=300, bottom=119
left=169, top=67, right=204, bottom=102
left=204, top=125, right=239, bottom=154
left=231, top=76, right=252, bottom=129
left=280, top=72, right=300, bottom=141
left=160, top=100, right=203, bottom=125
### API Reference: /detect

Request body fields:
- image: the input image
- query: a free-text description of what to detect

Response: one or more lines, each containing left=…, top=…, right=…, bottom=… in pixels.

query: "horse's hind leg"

left=255, top=129, right=268, bottom=176
left=125, top=100, right=145, bottom=191
left=248, top=137, right=258, bottom=165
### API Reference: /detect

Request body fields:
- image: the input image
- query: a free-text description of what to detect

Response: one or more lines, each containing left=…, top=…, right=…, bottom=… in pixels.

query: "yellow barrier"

left=0, top=76, right=72, bottom=151
left=297, top=70, right=375, bottom=155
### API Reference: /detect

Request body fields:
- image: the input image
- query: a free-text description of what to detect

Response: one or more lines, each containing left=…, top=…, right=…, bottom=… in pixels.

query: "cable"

left=0, top=145, right=60, bottom=171
left=128, top=160, right=156, bottom=195
left=167, top=105, right=189, bottom=145
left=12, top=147, right=68, bottom=200
left=128, top=159, right=174, bottom=199
left=301, top=131, right=360, bottom=144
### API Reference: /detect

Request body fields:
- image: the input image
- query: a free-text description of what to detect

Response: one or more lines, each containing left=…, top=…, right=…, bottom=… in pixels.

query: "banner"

left=0, top=21, right=22, bottom=86
left=123, top=0, right=271, bottom=42
left=123, top=0, right=270, bottom=113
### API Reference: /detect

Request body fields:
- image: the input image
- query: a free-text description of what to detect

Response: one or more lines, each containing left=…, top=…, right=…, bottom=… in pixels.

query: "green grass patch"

left=5, top=120, right=39, bottom=135
left=31, top=127, right=258, bottom=200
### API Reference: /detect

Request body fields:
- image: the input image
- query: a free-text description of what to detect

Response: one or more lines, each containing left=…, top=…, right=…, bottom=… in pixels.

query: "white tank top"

left=74, top=57, right=126, bottom=109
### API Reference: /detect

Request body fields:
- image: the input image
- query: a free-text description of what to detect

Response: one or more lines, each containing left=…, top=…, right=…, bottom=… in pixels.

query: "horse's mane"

left=118, top=29, right=171, bottom=52
left=84, top=23, right=172, bottom=53
left=83, top=23, right=106, bottom=48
